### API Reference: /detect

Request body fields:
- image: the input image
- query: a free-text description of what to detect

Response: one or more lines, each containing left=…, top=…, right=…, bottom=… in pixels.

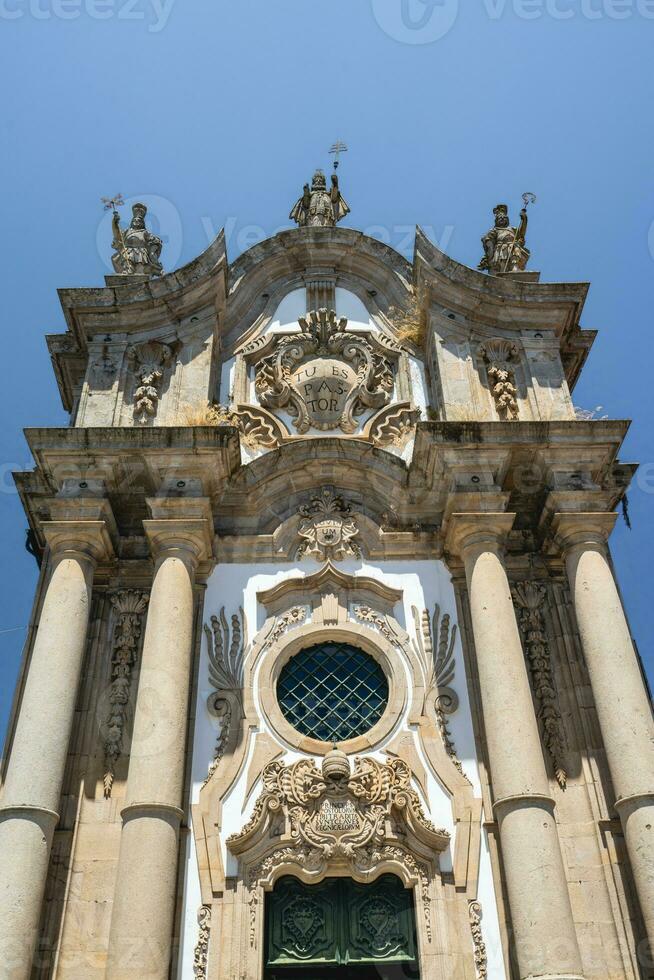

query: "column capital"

left=444, top=511, right=516, bottom=560
left=551, top=511, right=617, bottom=556
left=144, top=496, right=214, bottom=568
left=42, top=519, right=115, bottom=564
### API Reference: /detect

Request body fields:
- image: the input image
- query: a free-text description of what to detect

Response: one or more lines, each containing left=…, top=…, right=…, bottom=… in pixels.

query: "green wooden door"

left=264, top=875, right=419, bottom=976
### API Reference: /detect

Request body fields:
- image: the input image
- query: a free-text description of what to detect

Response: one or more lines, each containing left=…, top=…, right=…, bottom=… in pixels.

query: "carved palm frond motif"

left=412, top=605, right=458, bottom=709
left=203, top=607, right=248, bottom=783
left=205, top=607, right=246, bottom=697
left=412, top=605, right=464, bottom=775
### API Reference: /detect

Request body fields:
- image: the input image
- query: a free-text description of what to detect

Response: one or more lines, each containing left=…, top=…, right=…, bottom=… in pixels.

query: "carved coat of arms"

left=227, top=750, right=449, bottom=875
left=253, top=309, right=399, bottom=434
left=296, top=489, right=361, bottom=561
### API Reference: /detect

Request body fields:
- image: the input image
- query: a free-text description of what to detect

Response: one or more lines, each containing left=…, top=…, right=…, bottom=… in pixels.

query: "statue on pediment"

left=111, top=202, right=163, bottom=277
left=479, top=202, right=530, bottom=275
left=290, top=169, right=350, bottom=228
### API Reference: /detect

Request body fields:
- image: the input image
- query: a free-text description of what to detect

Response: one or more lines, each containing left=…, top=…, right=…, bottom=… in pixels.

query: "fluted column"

left=555, top=512, right=654, bottom=953
left=448, top=513, right=584, bottom=980
left=106, top=505, right=212, bottom=980
left=0, top=520, right=112, bottom=980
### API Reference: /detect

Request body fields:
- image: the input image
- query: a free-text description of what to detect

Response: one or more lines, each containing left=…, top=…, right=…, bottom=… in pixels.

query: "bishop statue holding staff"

left=479, top=200, right=532, bottom=275
left=290, top=168, right=350, bottom=228
left=110, top=201, right=164, bottom=277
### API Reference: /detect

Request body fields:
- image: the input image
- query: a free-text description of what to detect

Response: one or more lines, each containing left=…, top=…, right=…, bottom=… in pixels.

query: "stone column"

left=0, top=520, right=112, bottom=980
left=106, top=505, right=212, bottom=980
left=555, top=512, right=654, bottom=953
left=448, top=513, right=584, bottom=980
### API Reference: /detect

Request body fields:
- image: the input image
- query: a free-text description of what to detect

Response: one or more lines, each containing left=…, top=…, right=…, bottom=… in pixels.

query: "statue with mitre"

left=109, top=201, right=164, bottom=277
left=290, top=169, right=350, bottom=228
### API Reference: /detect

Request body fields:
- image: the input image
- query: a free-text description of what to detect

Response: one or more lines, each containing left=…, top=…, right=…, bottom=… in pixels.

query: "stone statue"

left=479, top=203, right=530, bottom=275
left=111, top=202, right=163, bottom=277
left=289, top=169, right=350, bottom=228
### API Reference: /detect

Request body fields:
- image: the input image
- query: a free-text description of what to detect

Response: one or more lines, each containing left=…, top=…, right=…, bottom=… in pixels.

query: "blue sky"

left=1, top=0, right=652, bottom=736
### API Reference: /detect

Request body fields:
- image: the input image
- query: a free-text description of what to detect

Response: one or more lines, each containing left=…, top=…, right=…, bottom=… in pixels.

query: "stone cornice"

left=15, top=421, right=634, bottom=563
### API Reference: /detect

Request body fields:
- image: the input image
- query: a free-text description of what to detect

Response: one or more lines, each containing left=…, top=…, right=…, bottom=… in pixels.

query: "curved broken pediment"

left=257, top=561, right=402, bottom=616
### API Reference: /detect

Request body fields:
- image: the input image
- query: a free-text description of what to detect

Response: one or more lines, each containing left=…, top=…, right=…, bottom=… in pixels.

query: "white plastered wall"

left=177, top=558, right=507, bottom=978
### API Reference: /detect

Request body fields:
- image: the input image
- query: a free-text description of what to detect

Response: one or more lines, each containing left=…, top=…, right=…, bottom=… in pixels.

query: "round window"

left=277, top=641, right=389, bottom=743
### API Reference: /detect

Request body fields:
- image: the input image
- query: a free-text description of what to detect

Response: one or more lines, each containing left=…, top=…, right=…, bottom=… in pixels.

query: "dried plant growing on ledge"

left=387, top=285, right=426, bottom=349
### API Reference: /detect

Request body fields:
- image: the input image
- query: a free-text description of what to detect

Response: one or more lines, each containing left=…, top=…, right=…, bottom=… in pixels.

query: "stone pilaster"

left=554, top=511, right=654, bottom=955
left=447, top=512, right=584, bottom=980
left=0, top=518, right=114, bottom=980
left=106, top=499, right=213, bottom=980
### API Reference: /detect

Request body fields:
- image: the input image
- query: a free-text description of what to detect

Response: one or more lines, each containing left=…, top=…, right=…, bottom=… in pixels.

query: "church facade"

left=0, top=177, right=653, bottom=980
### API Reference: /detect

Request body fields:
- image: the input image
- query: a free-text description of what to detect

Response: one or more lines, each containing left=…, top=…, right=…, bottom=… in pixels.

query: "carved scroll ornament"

left=363, top=401, right=421, bottom=448
left=206, top=402, right=287, bottom=449
left=252, top=309, right=398, bottom=434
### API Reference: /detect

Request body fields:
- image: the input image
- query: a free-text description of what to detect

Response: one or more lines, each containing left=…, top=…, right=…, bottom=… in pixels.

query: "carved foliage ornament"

left=128, top=340, right=172, bottom=422
left=203, top=607, right=248, bottom=784
left=193, top=905, right=211, bottom=979
left=412, top=605, right=466, bottom=778
left=479, top=339, right=519, bottom=421
left=469, top=900, right=488, bottom=980
left=265, top=606, right=307, bottom=648
left=254, top=309, right=398, bottom=434
left=102, top=590, right=149, bottom=797
left=297, top=488, right=361, bottom=561
left=512, top=582, right=567, bottom=788
left=228, top=752, right=449, bottom=947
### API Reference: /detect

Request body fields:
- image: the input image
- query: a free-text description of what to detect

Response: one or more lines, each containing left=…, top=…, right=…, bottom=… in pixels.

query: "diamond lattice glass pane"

left=277, top=642, right=389, bottom=742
